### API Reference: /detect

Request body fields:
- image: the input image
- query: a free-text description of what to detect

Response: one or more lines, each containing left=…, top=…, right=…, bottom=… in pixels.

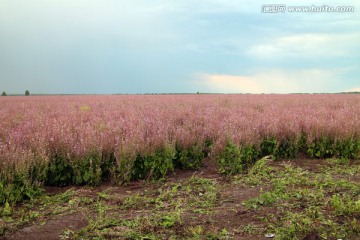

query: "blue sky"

left=0, top=0, right=359, bottom=94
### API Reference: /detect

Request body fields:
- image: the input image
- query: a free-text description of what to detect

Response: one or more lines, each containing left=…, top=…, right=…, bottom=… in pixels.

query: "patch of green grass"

left=324, top=158, right=360, bottom=176
left=4, top=158, right=360, bottom=239
left=245, top=191, right=280, bottom=210
left=332, top=194, right=360, bottom=217
left=0, top=188, right=95, bottom=237
left=121, top=176, right=219, bottom=212
left=62, top=177, right=230, bottom=239
left=233, top=156, right=274, bottom=186
left=241, top=159, right=360, bottom=239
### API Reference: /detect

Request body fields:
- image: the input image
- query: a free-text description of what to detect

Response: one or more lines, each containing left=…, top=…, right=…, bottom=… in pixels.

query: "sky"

left=0, top=0, right=359, bottom=94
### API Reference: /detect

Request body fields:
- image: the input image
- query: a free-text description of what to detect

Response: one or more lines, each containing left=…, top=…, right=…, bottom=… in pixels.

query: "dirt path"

left=3, top=213, right=88, bottom=240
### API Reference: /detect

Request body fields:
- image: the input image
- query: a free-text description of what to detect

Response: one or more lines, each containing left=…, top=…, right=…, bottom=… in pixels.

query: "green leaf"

left=83, top=171, right=91, bottom=183
left=3, top=202, right=12, bottom=216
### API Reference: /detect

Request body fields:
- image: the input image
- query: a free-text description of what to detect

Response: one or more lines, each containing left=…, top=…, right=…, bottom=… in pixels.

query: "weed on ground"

left=1, top=158, right=360, bottom=239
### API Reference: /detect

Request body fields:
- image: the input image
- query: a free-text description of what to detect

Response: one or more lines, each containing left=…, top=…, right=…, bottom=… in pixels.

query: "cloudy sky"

left=0, top=0, right=359, bottom=94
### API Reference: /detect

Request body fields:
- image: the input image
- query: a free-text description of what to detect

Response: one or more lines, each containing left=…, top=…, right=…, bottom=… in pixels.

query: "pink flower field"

left=1, top=94, right=360, bottom=204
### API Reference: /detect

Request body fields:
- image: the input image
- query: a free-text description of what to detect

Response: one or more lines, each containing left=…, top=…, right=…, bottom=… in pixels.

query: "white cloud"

left=198, top=74, right=264, bottom=93
left=247, top=33, right=360, bottom=59
left=196, top=69, right=343, bottom=93
left=345, top=87, right=360, bottom=92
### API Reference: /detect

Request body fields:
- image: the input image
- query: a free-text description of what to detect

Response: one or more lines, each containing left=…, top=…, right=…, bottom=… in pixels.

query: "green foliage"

left=217, top=142, right=259, bottom=175
left=248, top=156, right=273, bottom=176
left=242, top=159, right=360, bottom=239
left=45, top=154, right=73, bottom=186
left=66, top=176, right=220, bottom=239
left=260, top=138, right=277, bottom=156
left=335, top=138, right=360, bottom=159
left=131, top=145, right=176, bottom=180
left=73, top=153, right=102, bottom=185
left=260, top=136, right=359, bottom=160
left=100, top=151, right=116, bottom=181
left=242, top=145, right=260, bottom=166
left=332, top=194, right=360, bottom=216
left=1, top=91, right=6, bottom=96
left=307, top=137, right=335, bottom=158
left=328, top=157, right=350, bottom=165
left=113, top=154, right=134, bottom=183
left=174, top=140, right=212, bottom=170
left=28, top=157, right=47, bottom=184
left=260, top=137, right=298, bottom=160
left=0, top=171, right=42, bottom=206
left=245, top=191, right=279, bottom=209
left=2, top=202, right=12, bottom=216
left=273, top=212, right=319, bottom=240
left=275, top=138, right=298, bottom=159
left=45, top=152, right=103, bottom=186
left=25, top=90, right=30, bottom=96
left=121, top=176, right=218, bottom=212
left=307, top=137, right=360, bottom=159
left=218, top=142, right=243, bottom=175
left=6, top=159, right=360, bottom=239
left=187, top=177, right=219, bottom=208
left=157, top=211, right=181, bottom=228
left=2, top=135, right=360, bottom=207
left=236, top=156, right=275, bottom=186
left=297, top=134, right=308, bottom=152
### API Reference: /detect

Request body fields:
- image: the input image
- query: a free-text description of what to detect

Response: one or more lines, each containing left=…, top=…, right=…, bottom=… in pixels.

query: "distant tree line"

left=1, top=90, right=31, bottom=96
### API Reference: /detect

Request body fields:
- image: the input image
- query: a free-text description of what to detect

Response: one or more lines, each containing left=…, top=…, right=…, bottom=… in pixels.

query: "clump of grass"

left=242, top=161, right=360, bottom=239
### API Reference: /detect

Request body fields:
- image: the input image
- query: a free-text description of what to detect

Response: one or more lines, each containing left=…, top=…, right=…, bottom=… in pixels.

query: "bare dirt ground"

left=2, top=158, right=360, bottom=240
left=5, top=213, right=88, bottom=240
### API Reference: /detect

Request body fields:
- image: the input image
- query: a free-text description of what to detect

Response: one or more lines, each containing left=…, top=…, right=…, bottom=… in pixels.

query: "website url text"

left=261, top=4, right=355, bottom=13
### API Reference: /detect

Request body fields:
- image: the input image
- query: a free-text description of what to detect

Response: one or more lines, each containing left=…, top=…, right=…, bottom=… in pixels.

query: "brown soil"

left=3, top=213, right=88, bottom=240
left=3, top=158, right=350, bottom=240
